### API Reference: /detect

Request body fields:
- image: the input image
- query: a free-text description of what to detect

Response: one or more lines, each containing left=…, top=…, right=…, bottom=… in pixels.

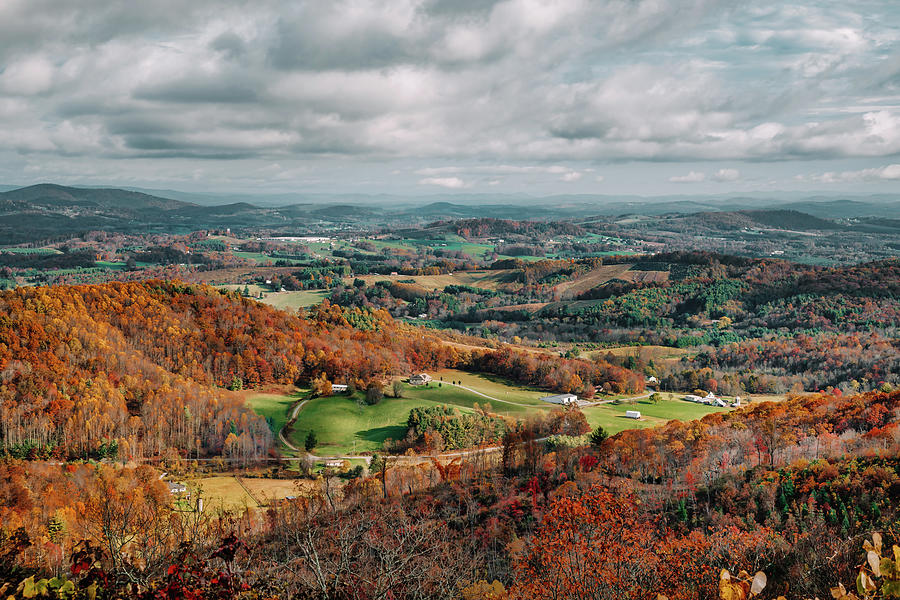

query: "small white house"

left=409, top=373, right=432, bottom=386
left=625, top=410, right=641, bottom=419
left=646, top=376, right=659, bottom=385
left=331, top=384, right=348, bottom=392
left=167, top=481, right=188, bottom=496
left=541, top=393, right=578, bottom=406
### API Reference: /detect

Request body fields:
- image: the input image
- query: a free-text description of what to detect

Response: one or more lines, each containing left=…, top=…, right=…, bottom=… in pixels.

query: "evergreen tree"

left=304, top=430, right=318, bottom=451
left=588, top=426, right=609, bottom=448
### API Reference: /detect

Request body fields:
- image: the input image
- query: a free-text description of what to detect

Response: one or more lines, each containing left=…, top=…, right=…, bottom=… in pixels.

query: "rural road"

left=279, top=398, right=378, bottom=464
left=278, top=399, right=307, bottom=453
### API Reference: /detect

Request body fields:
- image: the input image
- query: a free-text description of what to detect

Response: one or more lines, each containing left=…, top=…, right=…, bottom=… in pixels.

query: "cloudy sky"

left=1, top=0, right=899, bottom=196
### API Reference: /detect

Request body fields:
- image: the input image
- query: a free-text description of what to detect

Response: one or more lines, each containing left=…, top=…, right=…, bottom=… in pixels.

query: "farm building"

left=685, top=391, right=722, bottom=405
left=541, top=393, right=578, bottom=406
left=625, top=410, right=641, bottom=419
left=167, top=481, right=188, bottom=496
left=409, top=373, right=432, bottom=386
left=331, top=384, right=348, bottom=392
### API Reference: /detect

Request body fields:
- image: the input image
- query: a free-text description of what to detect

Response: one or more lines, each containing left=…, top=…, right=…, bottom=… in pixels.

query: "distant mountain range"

left=0, top=183, right=897, bottom=245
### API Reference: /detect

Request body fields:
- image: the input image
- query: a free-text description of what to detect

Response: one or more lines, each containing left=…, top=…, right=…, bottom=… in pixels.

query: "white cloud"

left=712, top=168, right=740, bottom=181
left=0, top=0, right=897, bottom=191
left=809, top=163, right=900, bottom=183
left=0, top=55, right=55, bottom=95
left=418, top=176, right=469, bottom=188
left=669, top=171, right=706, bottom=183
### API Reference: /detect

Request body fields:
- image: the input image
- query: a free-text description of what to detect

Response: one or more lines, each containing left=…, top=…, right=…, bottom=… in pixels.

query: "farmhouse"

left=167, top=481, right=188, bottom=496
left=541, top=393, right=578, bottom=406
left=625, top=410, right=641, bottom=419
left=409, top=373, right=432, bottom=386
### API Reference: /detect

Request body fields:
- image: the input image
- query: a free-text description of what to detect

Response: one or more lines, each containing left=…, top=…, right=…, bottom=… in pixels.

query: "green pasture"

left=249, top=369, right=735, bottom=457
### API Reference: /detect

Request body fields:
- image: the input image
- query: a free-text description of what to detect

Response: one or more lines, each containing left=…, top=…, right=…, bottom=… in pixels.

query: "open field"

left=1, top=247, right=62, bottom=254
left=365, top=238, right=501, bottom=260
left=582, top=397, right=730, bottom=435
left=348, top=270, right=512, bottom=291
left=261, top=290, right=329, bottom=310
left=282, top=369, right=753, bottom=456
left=289, top=392, right=476, bottom=455
left=433, top=369, right=551, bottom=408
left=553, top=264, right=669, bottom=298
left=218, top=285, right=329, bottom=310
left=186, top=266, right=308, bottom=285
left=554, top=263, right=634, bottom=297
left=244, top=389, right=304, bottom=438
left=188, top=475, right=314, bottom=512
left=583, top=345, right=694, bottom=365
left=232, top=250, right=273, bottom=263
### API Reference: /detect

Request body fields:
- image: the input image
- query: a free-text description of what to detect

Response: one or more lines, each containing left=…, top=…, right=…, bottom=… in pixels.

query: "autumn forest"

left=2, top=214, right=900, bottom=599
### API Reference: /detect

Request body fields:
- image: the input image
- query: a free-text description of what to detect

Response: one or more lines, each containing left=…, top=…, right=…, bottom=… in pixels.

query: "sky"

left=0, top=0, right=899, bottom=197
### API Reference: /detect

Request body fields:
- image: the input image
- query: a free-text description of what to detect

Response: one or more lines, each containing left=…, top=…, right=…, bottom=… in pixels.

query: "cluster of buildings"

left=684, top=391, right=741, bottom=408
left=539, top=393, right=596, bottom=408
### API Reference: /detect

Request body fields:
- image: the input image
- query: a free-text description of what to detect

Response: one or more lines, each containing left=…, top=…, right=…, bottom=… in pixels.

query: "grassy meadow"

left=253, top=369, right=755, bottom=457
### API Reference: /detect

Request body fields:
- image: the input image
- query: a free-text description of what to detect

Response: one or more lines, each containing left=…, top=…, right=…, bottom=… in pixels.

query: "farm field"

left=1, top=247, right=61, bottom=254
left=288, top=392, right=475, bottom=456
left=188, top=475, right=313, bottom=512
left=244, top=389, right=305, bottom=439
left=218, top=284, right=329, bottom=310
left=582, top=397, right=730, bottom=435
left=552, top=264, right=669, bottom=299
left=432, top=369, right=550, bottom=409
left=232, top=250, right=274, bottom=263
left=583, top=345, right=695, bottom=364
left=348, top=270, right=512, bottom=291
left=365, top=238, right=500, bottom=260
left=261, top=290, right=329, bottom=310
left=279, top=369, right=757, bottom=456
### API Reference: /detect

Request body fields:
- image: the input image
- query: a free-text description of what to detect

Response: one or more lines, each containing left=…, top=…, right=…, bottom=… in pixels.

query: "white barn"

left=541, top=393, right=578, bottom=406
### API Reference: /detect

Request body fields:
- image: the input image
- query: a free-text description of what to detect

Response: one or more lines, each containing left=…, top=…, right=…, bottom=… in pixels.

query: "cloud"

left=0, top=55, right=55, bottom=95
left=712, top=168, right=740, bottom=181
left=0, top=0, right=897, bottom=191
left=419, top=176, right=469, bottom=188
left=808, top=163, right=900, bottom=183
left=669, top=171, right=706, bottom=183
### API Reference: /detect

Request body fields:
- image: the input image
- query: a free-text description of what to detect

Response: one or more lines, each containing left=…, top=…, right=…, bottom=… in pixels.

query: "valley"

left=0, top=185, right=897, bottom=600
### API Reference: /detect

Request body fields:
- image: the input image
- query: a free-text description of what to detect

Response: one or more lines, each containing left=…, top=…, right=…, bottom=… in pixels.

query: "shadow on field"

left=358, top=424, right=407, bottom=445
